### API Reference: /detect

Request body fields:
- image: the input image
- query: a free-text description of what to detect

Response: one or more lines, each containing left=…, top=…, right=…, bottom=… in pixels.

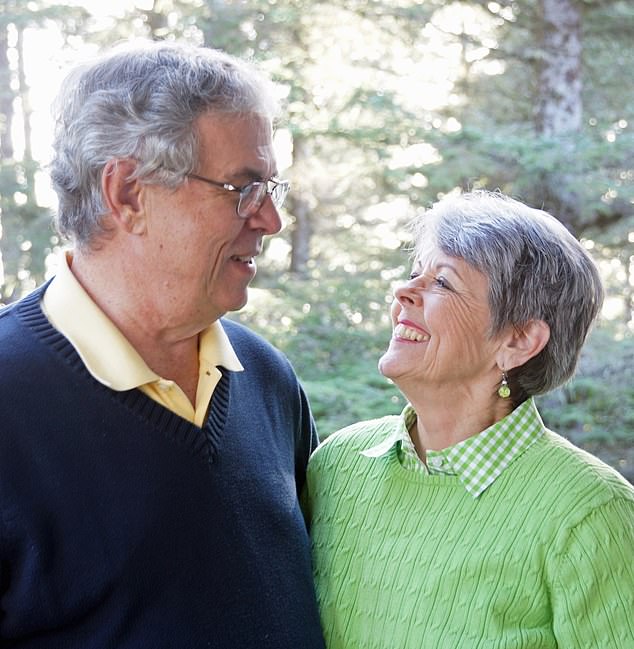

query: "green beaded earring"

left=498, top=371, right=511, bottom=399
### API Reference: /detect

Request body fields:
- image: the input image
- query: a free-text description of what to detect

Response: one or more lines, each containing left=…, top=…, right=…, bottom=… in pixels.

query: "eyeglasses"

left=187, top=172, right=290, bottom=219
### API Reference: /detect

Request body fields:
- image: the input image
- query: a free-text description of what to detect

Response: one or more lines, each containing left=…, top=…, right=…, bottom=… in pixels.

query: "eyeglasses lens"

left=271, top=181, right=289, bottom=208
left=238, top=183, right=266, bottom=218
left=236, top=180, right=290, bottom=218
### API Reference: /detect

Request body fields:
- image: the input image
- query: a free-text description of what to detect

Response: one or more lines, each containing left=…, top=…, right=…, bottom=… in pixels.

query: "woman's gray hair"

left=50, top=40, right=280, bottom=248
left=412, top=190, right=604, bottom=401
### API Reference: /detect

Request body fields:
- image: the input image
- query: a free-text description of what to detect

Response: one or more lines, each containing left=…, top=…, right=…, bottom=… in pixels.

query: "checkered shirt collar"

left=362, top=398, right=545, bottom=498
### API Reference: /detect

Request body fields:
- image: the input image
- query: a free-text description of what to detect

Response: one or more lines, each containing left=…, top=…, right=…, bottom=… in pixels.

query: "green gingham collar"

left=361, top=398, right=545, bottom=498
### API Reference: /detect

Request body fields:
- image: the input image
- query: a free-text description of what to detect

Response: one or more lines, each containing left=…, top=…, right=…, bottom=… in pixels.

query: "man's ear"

left=101, top=159, right=147, bottom=235
left=496, top=319, right=550, bottom=372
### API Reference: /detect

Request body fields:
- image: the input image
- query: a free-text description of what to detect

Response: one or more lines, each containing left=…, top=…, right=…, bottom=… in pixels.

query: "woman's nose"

left=394, top=281, right=424, bottom=307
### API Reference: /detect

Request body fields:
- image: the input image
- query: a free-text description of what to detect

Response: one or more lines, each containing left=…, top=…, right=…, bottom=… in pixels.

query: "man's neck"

left=70, top=249, right=203, bottom=405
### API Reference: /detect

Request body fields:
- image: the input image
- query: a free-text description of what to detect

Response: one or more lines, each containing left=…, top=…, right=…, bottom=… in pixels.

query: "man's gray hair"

left=412, top=190, right=604, bottom=402
left=50, top=40, right=280, bottom=248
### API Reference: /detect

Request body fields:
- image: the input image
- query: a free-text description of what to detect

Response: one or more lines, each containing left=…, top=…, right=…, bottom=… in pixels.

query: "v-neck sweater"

left=0, top=286, right=324, bottom=649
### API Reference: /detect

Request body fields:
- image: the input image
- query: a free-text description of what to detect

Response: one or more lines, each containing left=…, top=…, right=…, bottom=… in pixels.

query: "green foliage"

left=420, top=124, right=634, bottom=235
left=3, top=0, right=634, bottom=296
left=538, top=324, right=634, bottom=440
left=0, top=159, right=56, bottom=302
left=537, top=323, right=634, bottom=480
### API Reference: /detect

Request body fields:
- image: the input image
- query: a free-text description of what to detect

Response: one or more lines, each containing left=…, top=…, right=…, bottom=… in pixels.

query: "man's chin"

left=223, top=291, right=250, bottom=316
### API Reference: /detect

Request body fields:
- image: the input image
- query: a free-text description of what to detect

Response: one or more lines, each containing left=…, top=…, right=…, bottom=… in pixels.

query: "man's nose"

left=247, top=195, right=282, bottom=234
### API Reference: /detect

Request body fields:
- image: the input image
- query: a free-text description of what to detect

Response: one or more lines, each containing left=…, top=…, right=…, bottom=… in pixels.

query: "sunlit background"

left=1, top=0, right=632, bottom=478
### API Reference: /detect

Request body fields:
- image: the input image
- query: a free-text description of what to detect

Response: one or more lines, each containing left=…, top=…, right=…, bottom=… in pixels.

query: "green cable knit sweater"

left=306, top=414, right=634, bottom=649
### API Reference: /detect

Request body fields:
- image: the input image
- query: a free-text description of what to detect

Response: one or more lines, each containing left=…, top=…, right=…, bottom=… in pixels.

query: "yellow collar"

left=41, top=251, right=243, bottom=391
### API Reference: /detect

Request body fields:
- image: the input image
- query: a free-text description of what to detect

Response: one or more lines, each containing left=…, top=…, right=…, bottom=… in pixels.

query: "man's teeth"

left=232, top=255, right=253, bottom=262
left=395, top=323, right=429, bottom=342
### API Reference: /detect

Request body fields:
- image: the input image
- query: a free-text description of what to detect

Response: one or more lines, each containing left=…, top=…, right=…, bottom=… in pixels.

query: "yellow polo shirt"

left=41, top=252, right=243, bottom=427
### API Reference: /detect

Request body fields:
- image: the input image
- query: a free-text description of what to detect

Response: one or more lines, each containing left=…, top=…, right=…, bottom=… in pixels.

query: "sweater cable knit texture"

left=306, top=412, right=634, bottom=649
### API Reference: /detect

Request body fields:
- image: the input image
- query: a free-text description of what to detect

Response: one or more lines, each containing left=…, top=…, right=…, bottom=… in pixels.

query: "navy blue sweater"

left=0, top=286, right=325, bottom=648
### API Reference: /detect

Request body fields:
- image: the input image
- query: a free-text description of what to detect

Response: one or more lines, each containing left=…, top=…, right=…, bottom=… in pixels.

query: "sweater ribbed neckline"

left=14, top=285, right=229, bottom=466
left=382, top=445, right=464, bottom=487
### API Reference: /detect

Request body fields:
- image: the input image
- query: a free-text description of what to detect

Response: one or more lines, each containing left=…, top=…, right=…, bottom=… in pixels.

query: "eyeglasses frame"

left=187, top=172, right=290, bottom=219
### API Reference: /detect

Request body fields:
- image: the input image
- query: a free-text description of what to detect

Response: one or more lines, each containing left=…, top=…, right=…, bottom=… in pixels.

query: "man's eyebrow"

left=227, top=166, right=278, bottom=183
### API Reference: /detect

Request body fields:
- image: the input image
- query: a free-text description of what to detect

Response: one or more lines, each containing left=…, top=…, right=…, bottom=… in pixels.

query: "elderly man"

left=0, top=42, right=324, bottom=648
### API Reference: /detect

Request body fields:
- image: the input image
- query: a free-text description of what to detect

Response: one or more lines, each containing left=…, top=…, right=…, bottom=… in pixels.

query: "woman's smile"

left=393, top=320, right=430, bottom=343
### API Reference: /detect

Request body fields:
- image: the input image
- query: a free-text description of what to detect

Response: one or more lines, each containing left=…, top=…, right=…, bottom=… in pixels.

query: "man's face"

left=140, top=113, right=282, bottom=329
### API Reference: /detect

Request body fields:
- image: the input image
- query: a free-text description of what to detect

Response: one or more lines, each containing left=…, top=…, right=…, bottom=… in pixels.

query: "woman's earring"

left=498, top=371, right=511, bottom=399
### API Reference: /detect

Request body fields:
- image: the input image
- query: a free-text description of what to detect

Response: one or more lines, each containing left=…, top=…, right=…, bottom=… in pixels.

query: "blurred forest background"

left=0, top=0, right=632, bottom=480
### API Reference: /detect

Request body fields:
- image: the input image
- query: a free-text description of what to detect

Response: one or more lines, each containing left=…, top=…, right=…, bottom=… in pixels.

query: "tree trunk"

left=288, top=194, right=312, bottom=276
left=0, top=23, right=13, bottom=160
left=622, top=247, right=633, bottom=326
left=535, top=0, right=583, bottom=232
left=536, top=0, right=582, bottom=136
left=16, top=26, right=35, bottom=204
left=143, top=0, right=169, bottom=40
left=288, top=135, right=312, bottom=276
left=0, top=23, right=13, bottom=295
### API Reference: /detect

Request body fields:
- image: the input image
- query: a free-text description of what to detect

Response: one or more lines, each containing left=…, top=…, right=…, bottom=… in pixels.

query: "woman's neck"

left=402, top=382, right=513, bottom=452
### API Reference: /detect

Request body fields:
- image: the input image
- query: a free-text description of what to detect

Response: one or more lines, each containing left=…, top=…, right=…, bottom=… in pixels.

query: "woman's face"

left=379, top=245, right=504, bottom=395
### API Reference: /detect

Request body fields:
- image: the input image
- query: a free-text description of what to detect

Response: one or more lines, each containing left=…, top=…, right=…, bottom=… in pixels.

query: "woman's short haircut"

left=50, top=40, right=280, bottom=248
left=412, top=190, right=604, bottom=402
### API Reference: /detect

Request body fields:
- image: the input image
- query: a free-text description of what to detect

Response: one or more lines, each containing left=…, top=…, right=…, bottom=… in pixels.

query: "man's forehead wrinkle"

left=226, top=146, right=277, bottom=183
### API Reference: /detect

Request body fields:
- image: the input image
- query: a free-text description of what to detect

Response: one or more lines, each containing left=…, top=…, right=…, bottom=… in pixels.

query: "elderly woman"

left=305, top=191, right=634, bottom=649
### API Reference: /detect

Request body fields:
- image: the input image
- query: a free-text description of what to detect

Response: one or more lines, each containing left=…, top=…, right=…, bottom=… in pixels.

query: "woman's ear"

left=497, top=319, right=550, bottom=371
left=101, top=159, right=147, bottom=235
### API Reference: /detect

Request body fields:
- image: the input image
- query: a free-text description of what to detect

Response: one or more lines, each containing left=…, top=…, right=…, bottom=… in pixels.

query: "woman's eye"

left=433, top=275, right=450, bottom=289
left=408, top=272, right=420, bottom=280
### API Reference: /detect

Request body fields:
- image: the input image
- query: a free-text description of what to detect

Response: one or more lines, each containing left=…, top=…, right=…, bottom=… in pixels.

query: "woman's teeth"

left=394, top=323, right=429, bottom=342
